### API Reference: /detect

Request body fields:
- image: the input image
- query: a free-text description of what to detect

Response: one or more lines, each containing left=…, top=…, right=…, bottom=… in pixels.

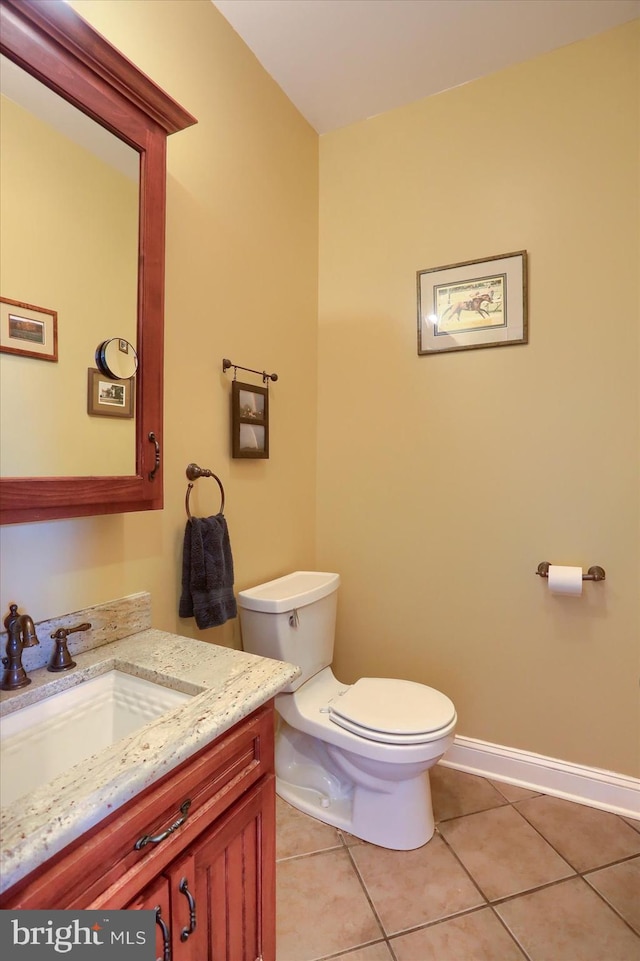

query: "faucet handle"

left=48, top=622, right=91, bottom=673
left=51, top=622, right=92, bottom=639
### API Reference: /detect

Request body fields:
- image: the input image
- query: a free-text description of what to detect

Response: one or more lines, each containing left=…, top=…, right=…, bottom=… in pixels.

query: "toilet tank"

left=237, top=572, right=340, bottom=692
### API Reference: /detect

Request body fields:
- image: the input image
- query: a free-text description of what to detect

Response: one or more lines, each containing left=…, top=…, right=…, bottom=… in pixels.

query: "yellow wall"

left=0, top=0, right=319, bottom=647
left=0, top=94, right=137, bottom=475
left=1, top=3, right=637, bottom=779
left=317, top=22, right=639, bottom=777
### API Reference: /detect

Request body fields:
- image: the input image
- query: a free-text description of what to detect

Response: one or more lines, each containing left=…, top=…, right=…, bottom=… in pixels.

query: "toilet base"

left=275, top=721, right=436, bottom=850
left=276, top=777, right=354, bottom=834
left=276, top=773, right=435, bottom=850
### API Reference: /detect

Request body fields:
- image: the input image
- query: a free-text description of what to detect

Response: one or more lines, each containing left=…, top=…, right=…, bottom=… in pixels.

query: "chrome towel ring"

left=185, top=463, right=225, bottom=519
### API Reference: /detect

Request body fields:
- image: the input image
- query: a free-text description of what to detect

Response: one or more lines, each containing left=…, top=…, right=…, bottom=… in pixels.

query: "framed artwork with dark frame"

left=0, top=296, right=58, bottom=362
left=417, top=250, right=528, bottom=355
left=231, top=380, right=269, bottom=458
left=87, top=368, right=135, bottom=418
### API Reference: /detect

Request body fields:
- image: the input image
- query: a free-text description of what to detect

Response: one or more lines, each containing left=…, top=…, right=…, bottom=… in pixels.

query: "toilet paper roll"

left=548, top=565, right=583, bottom=596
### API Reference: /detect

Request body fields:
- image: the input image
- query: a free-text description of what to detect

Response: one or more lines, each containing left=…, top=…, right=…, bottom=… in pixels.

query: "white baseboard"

left=440, top=735, right=640, bottom=822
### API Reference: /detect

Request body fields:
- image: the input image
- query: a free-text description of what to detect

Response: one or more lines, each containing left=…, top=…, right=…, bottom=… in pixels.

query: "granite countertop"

left=0, top=629, right=299, bottom=895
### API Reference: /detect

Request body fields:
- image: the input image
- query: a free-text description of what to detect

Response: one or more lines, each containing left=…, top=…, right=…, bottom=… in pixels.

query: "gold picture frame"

left=417, top=251, right=528, bottom=355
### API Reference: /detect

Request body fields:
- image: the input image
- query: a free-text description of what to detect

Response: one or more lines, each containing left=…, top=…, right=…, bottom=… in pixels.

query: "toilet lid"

left=328, top=677, right=456, bottom=744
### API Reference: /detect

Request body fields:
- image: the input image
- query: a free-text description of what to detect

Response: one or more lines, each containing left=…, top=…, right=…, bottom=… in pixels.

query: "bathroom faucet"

left=48, top=622, right=91, bottom=672
left=1, top=604, right=40, bottom=691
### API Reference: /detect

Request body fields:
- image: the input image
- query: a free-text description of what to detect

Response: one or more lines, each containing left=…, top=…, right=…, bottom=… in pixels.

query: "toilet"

left=238, top=571, right=456, bottom=850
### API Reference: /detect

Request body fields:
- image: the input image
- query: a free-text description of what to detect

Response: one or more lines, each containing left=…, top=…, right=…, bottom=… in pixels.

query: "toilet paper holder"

left=536, top=561, right=606, bottom=582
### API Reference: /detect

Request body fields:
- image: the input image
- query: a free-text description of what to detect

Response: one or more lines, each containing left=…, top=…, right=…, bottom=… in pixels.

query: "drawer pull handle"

left=134, top=799, right=192, bottom=850
left=179, top=877, right=197, bottom=941
left=154, top=904, right=171, bottom=961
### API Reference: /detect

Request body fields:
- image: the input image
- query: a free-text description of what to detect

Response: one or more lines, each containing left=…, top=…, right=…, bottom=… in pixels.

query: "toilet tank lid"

left=237, top=571, right=340, bottom=613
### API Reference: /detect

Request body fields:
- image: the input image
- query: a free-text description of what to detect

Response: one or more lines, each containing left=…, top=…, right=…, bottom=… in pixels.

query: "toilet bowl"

left=238, top=571, right=457, bottom=849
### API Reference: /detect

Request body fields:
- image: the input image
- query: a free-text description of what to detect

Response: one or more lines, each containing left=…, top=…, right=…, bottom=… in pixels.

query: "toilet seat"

left=328, top=677, right=456, bottom=745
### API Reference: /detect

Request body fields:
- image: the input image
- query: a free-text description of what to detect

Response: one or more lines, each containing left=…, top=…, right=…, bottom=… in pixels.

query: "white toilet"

left=238, top=571, right=456, bottom=850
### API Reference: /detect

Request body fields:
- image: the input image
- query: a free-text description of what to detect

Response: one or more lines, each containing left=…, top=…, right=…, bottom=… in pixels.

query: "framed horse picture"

left=417, top=251, right=528, bottom=355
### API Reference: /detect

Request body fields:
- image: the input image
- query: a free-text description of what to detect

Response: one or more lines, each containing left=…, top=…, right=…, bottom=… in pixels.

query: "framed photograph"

left=87, top=367, right=135, bottom=418
left=417, top=251, right=528, bottom=355
left=231, top=380, right=269, bottom=459
left=0, top=296, right=58, bottom=362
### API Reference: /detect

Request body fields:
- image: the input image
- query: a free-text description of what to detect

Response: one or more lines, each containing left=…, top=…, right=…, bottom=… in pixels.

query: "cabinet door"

left=169, top=776, right=275, bottom=961
left=126, top=876, right=172, bottom=961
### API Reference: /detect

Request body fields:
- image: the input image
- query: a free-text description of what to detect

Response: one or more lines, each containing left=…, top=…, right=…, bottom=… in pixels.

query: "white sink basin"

left=0, top=670, right=192, bottom=807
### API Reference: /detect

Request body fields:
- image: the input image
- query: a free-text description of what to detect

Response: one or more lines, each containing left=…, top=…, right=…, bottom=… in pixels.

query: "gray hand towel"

left=179, top=514, right=237, bottom=629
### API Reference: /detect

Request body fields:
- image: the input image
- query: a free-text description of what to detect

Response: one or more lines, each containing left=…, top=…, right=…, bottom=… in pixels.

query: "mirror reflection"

left=0, top=56, right=140, bottom=477
left=95, top=338, right=139, bottom=380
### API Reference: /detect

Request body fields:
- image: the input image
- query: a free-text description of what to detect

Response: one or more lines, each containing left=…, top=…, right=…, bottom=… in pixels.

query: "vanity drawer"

left=0, top=701, right=274, bottom=909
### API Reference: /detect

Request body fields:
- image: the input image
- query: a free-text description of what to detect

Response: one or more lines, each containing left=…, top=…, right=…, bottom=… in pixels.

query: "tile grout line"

left=433, top=823, right=492, bottom=903
left=446, top=797, right=640, bottom=948
left=384, top=901, right=534, bottom=960
left=509, top=800, right=640, bottom=940
left=276, top=784, right=640, bottom=960
left=276, top=834, right=388, bottom=961
left=437, top=793, right=640, bottom=892
left=483, top=865, right=640, bottom=943
left=341, top=835, right=401, bottom=961
left=487, top=905, right=535, bottom=961
left=434, top=817, right=535, bottom=961
left=581, top=874, right=640, bottom=940
left=313, top=937, right=393, bottom=961
left=276, top=842, right=345, bottom=864
left=434, top=788, right=635, bottom=957
left=512, top=797, right=640, bottom=875
left=278, top=828, right=397, bottom=961
left=438, top=796, right=640, bottom=950
left=435, top=779, right=640, bottom=961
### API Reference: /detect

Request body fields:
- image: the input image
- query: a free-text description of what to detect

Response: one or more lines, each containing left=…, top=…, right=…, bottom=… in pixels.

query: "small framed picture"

left=0, top=296, right=58, bottom=362
left=87, top=367, right=134, bottom=418
left=417, top=251, right=528, bottom=355
left=231, top=380, right=269, bottom=458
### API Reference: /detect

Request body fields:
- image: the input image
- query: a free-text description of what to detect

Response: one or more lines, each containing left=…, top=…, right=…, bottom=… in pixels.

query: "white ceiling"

left=212, top=0, right=639, bottom=133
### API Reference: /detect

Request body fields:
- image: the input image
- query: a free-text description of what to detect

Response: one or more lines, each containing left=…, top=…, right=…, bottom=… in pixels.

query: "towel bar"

left=185, top=463, right=225, bottom=519
left=222, top=357, right=278, bottom=384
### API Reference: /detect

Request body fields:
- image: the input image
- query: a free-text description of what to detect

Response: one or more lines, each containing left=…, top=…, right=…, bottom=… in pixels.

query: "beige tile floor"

left=275, top=765, right=640, bottom=961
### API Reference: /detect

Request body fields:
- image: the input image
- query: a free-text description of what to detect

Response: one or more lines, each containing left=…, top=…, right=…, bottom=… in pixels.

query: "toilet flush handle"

left=289, top=609, right=299, bottom=628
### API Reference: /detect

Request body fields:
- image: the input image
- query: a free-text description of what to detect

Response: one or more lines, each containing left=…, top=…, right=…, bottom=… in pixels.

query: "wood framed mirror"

left=0, top=0, right=196, bottom=524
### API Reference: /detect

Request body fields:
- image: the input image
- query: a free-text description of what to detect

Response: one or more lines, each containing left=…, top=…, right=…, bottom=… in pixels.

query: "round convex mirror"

left=95, top=338, right=139, bottom=380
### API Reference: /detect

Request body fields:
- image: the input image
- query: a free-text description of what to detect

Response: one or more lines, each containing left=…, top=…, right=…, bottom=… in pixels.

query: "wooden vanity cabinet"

left=127, top=876, right=172, bottom=959
left=128, top=781, right=274, bottom=961
left=0, top=702, right=276, bottom=961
